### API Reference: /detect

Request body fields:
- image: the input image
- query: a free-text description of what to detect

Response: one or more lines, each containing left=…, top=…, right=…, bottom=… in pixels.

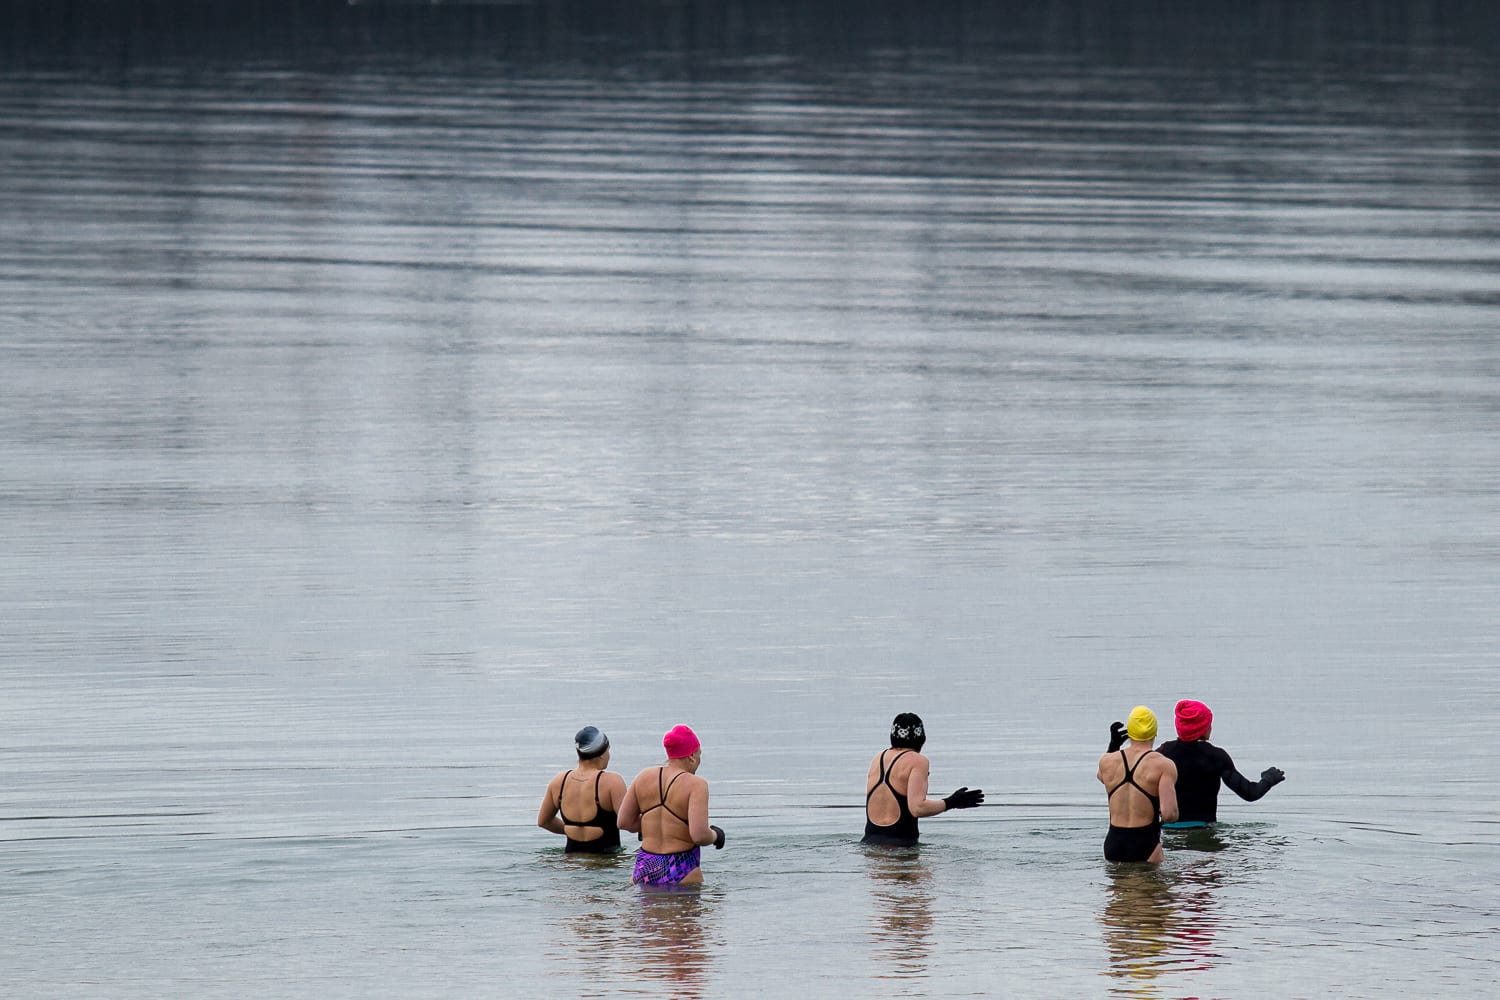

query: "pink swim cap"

left=663, top=724, right=701, bottom=759
left=1175, top=700, right=1213, bottom=742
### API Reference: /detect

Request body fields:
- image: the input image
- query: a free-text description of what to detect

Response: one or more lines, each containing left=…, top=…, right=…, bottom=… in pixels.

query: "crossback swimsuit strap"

left=641, top=767, right=691, bottom=824
left=863, top=749, right=921, bottom=845
left=557, top=769, right=606, bottom=827
left=867, top=749, right=913, bottom=804
left=1108, top=750, right=1161, bottom=812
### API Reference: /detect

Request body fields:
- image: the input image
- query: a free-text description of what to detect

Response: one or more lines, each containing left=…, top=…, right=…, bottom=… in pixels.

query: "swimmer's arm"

left=601, top=772, right=628, bottom=813
left=907, top=756, right=946, bottom=818
left=617, top=778, right=642, bottom=834
left=537, top=775, right=565, bottom=835
left=687, top=779, right=717, bottom=846
left=1218, top=747, right=1274, bottom=801
left=1158, top=759, right=1180, bottom=824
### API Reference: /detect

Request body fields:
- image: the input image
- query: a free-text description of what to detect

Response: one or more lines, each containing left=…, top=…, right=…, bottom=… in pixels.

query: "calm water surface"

left=3, top=3, right=1499, bottom=997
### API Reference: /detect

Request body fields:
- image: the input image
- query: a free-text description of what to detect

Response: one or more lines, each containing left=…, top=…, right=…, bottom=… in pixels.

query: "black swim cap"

left=574, top=726, right=609, bottom=759
left=890, top=713, right=926, bottom=751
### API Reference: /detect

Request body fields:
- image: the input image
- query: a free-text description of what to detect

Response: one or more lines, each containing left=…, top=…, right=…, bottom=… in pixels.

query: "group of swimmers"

left=537, top=701, right=1286, bottom=884
left=1098, top=700, right=1284, bottom=862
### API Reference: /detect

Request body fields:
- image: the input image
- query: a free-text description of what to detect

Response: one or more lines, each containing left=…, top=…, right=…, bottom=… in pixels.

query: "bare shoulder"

left=600, top=770, right=628, bottom=805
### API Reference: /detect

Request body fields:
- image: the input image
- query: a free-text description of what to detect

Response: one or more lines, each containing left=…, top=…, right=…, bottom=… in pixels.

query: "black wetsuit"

left=1157, top=739, right=1276, bottom=824
left=1104, top=750, right=1161, bottom=862
left=558, top=769, right=621, bottom=854
left=863, top=749, right=920, bottom=847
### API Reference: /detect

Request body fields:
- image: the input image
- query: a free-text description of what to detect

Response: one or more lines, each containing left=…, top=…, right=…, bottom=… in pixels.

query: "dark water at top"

left=3, top=2, right=1499, bottom=997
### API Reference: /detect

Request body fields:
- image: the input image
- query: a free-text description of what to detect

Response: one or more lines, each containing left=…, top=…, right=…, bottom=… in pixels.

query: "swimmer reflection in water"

left=618, top=724, right=725, bottom=886
left=1100, top=853, right=1227, bottom=991
left=536, top=726, right=627, bottom=854
left=1097, top=706, right=1179, bottom=863
left=862, top=713, right=984, bottom=847
left=865, top=849, right=935, bottom=978
left=629, top=888, right=717, bottom=997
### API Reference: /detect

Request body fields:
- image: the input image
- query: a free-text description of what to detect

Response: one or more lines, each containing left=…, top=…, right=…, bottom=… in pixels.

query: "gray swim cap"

left=574, top=726, right=609, bottom=759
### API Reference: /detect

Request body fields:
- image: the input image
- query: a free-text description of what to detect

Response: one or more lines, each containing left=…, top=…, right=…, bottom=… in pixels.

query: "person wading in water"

left=1097, top=706, right=1179, bottom=862
left=862, top=712, right=984, bottom=847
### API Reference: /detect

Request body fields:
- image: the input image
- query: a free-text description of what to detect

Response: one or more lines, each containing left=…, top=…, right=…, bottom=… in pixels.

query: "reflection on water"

left=1165, top=825, right=1230, bottom=854
left=863, top=847, right=935, bottom=981
left=1100, top=860, right=1224, bottom=998
left=543, top=882, right=629, bottom=988
left=537, top=849, right=721, bottom=996
left=627, top=888, right=720, bottom=999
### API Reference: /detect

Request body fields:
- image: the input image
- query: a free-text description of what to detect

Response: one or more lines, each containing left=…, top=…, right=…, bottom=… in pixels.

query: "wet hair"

left=574, top=726, right=609, bottom=760
left=889, top=713, right=926, bottom=751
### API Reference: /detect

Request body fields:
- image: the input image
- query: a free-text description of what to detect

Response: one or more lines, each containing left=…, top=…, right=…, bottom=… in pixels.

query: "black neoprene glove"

left=709, top=824, right=726, bottom=849
left=1108, top=721, right=1128, bottom=752
left=1260, top=767, right=1285, bottom=788
left=943, top=787, right=984, bottom=810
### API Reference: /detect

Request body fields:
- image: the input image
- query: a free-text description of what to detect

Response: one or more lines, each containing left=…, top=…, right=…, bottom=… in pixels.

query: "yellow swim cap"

left=1126, top=705, right=1157, bottom=742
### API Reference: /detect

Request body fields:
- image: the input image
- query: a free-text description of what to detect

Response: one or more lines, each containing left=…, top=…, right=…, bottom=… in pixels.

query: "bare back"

left=551, top=768, right=626, bottom=844
left=1098, top=747, right=1179, bottom=827
left=622, top=765, right=709, bottom=855
left=865, top=749, right=930, bottom=826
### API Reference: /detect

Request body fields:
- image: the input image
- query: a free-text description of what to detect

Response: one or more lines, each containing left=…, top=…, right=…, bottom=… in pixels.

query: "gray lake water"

left=3, top=2, right=1499, bottom=997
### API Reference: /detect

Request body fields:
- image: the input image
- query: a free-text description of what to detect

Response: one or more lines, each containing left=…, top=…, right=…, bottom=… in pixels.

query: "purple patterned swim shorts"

left=631, top=846, right=701, bottom=886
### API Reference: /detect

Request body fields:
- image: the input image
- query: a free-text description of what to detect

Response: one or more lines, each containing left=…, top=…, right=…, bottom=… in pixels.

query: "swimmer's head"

left=663, top=724, right=701, bottom=759
left=1174, top=700, right=1213, bottom=742
left=1126, top=706, right=1158, bottom=742
left=574, top=725, right=609, bottom=760
left=890, top=712, right=926, bottom=751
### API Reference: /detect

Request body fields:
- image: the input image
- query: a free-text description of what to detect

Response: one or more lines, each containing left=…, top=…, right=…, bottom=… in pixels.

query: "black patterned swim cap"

left=890, top=713, right=926, bottom=750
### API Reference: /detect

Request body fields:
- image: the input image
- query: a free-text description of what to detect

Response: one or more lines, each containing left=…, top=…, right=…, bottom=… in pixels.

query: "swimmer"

left=537, top=725, right=628, bottom=854
left=1097, top=706, right=1179, bottom=863
left=618, top=725, right=725, bottom=886
left=862, top=712, right=984, bottom=847
left=1156, top=699, right=1286, bottom=827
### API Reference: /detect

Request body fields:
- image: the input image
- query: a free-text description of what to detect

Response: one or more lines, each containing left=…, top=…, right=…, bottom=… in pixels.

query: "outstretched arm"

left=906, top=756, right=945, bottom=818
left=907, top=756, right=987, bottom=816
left=1218, top=748, right=1285, bottom=802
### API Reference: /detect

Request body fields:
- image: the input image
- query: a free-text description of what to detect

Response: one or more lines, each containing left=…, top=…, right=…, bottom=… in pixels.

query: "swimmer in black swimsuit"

left=558, top=768, right=622, bottom=854
left=1157, top=700, right=1286, bottom=827
left=1097, top=707, right=1179, bottom=863
left=862, top=713, right=984, bottom=847
left=537, top=726, right=628, bottom=854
